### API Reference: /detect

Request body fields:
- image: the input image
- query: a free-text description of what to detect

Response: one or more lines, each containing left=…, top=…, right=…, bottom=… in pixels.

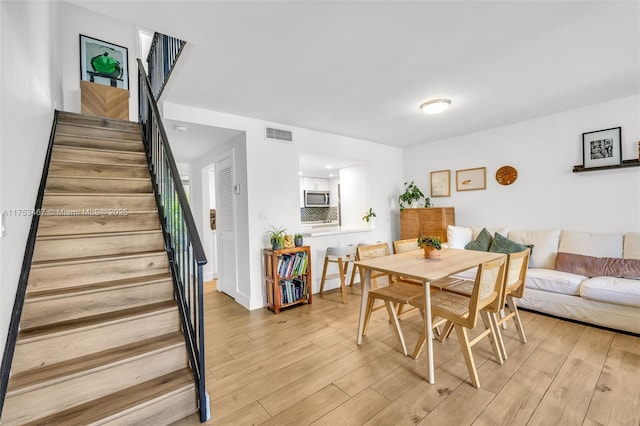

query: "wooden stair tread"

left=43, top=192, right=154, bottom=197
left=56, top=122, right=141, bottom=136
left=22, top=368, right=194, bottom=426
left=55, top=131, right=142, bottom=144
left=18, top=300, right=177, bottom=340
left=46, top=175, right=150, bottom=182
left=7, top=332, right=184, bottom=394
left=36, top=229, right=162, bottom=241
left=26, top=272, right=172, bottom=300
left=31, top=250, right=166, bottom=268
left=49, top=158, right=147, bottom=168
left=57, top=111, right=140, bottom=130
left=52, top=145, right=146, bottom=157
left=35, top=210, right=157, bottom=218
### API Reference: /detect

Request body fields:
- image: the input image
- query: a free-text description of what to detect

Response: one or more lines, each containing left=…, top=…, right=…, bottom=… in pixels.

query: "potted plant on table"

left=417, top=235, right=442, bottom=259
left=267, top=225, right=286, bottom=249
left=399, top=181, right=430, bottom=211
left=294, top=233, right=304, bottom=247
left=362, top=207, right=376, bottom=227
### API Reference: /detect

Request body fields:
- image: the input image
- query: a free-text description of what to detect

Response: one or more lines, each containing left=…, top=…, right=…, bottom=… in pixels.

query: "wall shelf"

left=573, top=159, right=640, bottom=173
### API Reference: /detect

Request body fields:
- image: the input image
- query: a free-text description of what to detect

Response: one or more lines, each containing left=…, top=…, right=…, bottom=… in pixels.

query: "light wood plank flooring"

left=174, top=282, right=640, bottom=426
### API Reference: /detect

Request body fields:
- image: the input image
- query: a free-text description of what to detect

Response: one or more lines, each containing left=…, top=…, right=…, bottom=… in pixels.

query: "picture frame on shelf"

left=430, top=169, right=450, bottom=197
left=456, top=167, right=486, bottom=191
left=79, top=34, right=129, bottom=90
left=582, top=127, right=621, bottom=169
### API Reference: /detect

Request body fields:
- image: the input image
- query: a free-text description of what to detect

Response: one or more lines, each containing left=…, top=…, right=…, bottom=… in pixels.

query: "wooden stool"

left=319, top=246, right=356, bottom=304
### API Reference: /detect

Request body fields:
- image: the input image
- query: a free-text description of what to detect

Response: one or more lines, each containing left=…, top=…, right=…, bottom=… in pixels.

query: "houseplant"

left=266, top=225, right=286, bottom=249
left=399, top=181, right=430, bottom=211
left=417, top=235, right=442, bottom=259
left=362, top=207, right=376, bottom=227
left=294, top=233, right=304, bottom=247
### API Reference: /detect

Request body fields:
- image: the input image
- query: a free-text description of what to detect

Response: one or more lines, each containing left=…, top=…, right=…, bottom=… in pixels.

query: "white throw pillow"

left=508, top=229, right=561, bottom=269
left=447, top=225, right=473, bottom=249
left=624, top=232, right=640, bottom=260
left=559, top=230, right=623, bottom=258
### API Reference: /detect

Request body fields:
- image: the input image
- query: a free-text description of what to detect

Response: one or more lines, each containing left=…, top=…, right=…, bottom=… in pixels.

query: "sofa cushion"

left=624, top=232, right=640, bottom=260
left=447, top=225, right=473, bottom=249
left=555, top=252, right=640, bottom=279
left=525, top=268, right=587, bottom=296
left=451, top=267, right=478, bottom=281
left=580, top=277, right=640, bottom=308
left=558, top=230, right=623, bottom=258
left=472, top=226, right=509, bottom=240
left=465, top=228, right=493, bottom=251
left=508, top=230, right=561, bottom=269
left=489, top=232, right=531, bottom=254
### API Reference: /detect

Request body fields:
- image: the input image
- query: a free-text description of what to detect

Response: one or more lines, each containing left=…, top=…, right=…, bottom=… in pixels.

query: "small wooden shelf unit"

left=264, top=246, right=312, bottom=314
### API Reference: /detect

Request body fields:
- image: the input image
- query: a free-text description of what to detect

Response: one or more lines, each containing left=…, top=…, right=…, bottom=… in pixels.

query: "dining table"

left=355, top=247, right=506, bottom=384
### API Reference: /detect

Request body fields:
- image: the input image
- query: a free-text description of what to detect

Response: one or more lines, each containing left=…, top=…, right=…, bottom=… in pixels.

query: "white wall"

left=404, top=95, right=640, bottom=233
left=0, top=0, right=62, bottom=353
left=163, top=101, right=404, bottom=307
left=58, top=1, right=138, bottom=121
left=339, top=165, right=366, bottom=227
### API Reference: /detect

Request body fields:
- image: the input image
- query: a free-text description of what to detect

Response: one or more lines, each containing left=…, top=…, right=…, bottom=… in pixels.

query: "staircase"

left=0, top=112, right=197, bottom=425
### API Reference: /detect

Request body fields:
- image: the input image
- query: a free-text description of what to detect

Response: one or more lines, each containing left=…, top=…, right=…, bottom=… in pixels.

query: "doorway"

left=215, top=150, right=238, bottom=299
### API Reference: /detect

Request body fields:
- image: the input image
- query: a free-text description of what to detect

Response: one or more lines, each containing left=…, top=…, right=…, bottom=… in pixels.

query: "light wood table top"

left=355, top=247, right=505, bottom=384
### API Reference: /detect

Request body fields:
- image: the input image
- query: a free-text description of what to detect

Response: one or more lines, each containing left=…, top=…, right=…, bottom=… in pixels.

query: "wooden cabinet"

left=264, top=246, right=312, bottom=313
left=399, top=207, right=455, bottom=242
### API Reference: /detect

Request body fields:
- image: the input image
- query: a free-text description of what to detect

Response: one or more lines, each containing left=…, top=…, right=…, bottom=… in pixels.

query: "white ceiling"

left=163, top=118, right=243, bottom=162
left=70, top=0, right=640, bottom=150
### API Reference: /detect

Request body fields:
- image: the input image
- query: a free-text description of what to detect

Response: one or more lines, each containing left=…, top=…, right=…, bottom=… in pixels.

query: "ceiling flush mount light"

left=419, top=98, right=451, bottom=115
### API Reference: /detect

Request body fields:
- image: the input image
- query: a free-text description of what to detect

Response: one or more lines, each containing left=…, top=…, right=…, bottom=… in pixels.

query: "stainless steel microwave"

left=304, top=190, right=330, bottom=207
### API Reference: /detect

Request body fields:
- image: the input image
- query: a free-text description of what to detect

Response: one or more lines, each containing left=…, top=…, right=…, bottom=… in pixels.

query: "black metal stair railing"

left=138, top=59, right=209, bottom=422
left=146, top=32, right=186, bottom=100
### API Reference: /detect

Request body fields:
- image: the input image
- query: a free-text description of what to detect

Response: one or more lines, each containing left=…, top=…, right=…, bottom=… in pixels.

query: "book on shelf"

left=279, top=277, right=308, bottom=304
left=292, top=277, right=306, bottom=298
left=277, top=251, right=308, bottom=278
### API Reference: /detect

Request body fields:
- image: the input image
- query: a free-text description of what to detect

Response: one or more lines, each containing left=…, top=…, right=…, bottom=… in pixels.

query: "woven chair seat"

left=369, top=282, right=423, bottom=303
left=442, top=279, right=474, bottom=295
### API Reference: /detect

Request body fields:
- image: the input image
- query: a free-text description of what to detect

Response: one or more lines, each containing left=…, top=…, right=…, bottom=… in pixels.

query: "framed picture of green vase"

left=79, top=34, right=129, bottom=90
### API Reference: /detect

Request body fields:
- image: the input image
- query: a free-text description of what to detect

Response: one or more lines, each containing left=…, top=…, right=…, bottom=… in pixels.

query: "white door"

left=216, top=150, right=237, bottom=299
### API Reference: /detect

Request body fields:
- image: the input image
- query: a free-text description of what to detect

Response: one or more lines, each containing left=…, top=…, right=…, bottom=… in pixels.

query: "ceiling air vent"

left=265, top=127, right=293, bottom=143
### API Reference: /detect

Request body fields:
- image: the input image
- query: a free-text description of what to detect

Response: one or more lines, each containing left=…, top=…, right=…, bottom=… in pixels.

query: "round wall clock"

left=496, top=165, right=518, bottom=185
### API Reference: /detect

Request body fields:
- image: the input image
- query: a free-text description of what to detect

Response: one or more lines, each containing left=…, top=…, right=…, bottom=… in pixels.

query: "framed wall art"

left=430, top=169, right=450, bottom=197
left=80, top=34, right=129, bottom=90
left=582, top=127, right=621, bottom=169
left=456, top=167, right=486, bottom=191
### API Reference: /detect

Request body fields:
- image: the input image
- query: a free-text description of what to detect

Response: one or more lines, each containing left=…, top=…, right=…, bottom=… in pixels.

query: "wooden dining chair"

left=409, top=256, right=506, bottom=388
left=393, top=238, right=418, bottom=254
left=442, top=248, right=530, bottom=360
left=349, top=242, right=389, bottom=288
left=359, top=242, right=423, bottom=355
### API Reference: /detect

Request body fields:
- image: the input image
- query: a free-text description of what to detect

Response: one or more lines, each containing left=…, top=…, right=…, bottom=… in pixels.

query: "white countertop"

left=300, top=225, right=374, bottom=237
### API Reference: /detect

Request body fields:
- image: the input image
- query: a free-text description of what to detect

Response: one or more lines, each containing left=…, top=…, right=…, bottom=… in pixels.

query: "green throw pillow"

left=489, top=232, right=531, bottom=254
left=464, top=228, right=493, bottom=251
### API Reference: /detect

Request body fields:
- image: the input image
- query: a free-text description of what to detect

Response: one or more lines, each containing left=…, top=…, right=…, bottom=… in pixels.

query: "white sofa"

left=447, top=226, right=640, bottom=335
